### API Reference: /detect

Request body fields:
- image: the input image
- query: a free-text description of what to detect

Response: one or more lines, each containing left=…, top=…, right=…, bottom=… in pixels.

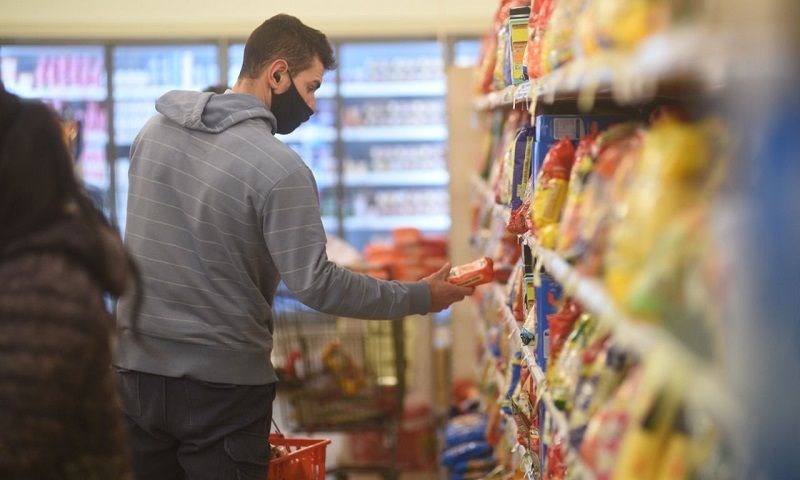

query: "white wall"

left=0, top=0, right=494, bottom=39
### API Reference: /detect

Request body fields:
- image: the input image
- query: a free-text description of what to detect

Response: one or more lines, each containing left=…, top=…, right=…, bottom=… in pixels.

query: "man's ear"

left=266, top=59, right=289, bottom=90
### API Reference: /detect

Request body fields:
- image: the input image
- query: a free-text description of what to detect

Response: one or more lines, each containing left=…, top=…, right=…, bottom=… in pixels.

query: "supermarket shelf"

left=474, top=26, right=732, bottom=111
left=341, top=125, right=447, bottom=142
left=84, top=130, right=109, bottom=145
left=343, top=169, right=449, bottom=187
left=321, top=215, right=338, bottom=232
left=490, top=283, right=596, bottom=479
left=114, top=85, right=209, bottom=100
left=315, top=83, right=336, bottom=99
left=7, top=85, right=107, bottom=102
left=521, top=234, right=739, bottom=427
left=278, top=125, right=337, bottom=144
left=471, top=174, right=511, bottom=224
left=312, top=171, right=337, bottom=189
left=340, top=80, right=446, bottom=98
left=473, top=81, right=532, bottom=111
left=344, top=214, right=450, bottom=231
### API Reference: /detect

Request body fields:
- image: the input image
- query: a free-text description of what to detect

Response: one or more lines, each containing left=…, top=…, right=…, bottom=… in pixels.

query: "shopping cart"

left=271, top=287, right=406, bottom=479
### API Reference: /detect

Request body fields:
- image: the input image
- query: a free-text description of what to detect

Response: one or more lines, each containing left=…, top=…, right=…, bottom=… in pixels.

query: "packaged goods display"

left=466, top=12, right=738, bottom=469
left=475, top=0, right=719, bottom=110
left=0, top=45, right=110, bottom=195
left=338, top=41, right=449, bottom=250
left=449, top=257, right=495, bottom=288
left=508, top=6, right=532, bottom=85
left=345, top=188, right=449, bottom=218
left=357, top=227, right=449, bottom=282
left=342, top=99, right=445, bottom=127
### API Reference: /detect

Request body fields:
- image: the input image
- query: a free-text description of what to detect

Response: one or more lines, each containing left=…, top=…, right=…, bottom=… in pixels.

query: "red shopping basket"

left=268, top=433, right=331, bottom=480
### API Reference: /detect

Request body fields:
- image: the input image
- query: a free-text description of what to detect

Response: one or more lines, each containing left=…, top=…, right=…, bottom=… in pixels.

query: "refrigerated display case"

left=112, top=44, right=219, bottom=231
left=1, top=38, right=472, bottom=244
left=339, top=41, right=450, bottom=250
left=0, top=44, right=111, bottom=214
left=452, top=39, right=482, bottom=68
left=228, top=43, right=340, bottom=234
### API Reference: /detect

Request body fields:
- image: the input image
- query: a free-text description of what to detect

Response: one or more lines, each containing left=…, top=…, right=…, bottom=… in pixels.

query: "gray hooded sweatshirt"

left=116, top=91, right=431, bottom=385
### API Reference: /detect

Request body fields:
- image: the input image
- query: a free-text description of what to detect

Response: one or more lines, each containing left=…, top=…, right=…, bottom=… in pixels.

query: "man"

left=115, top=14, right=472, bottom=480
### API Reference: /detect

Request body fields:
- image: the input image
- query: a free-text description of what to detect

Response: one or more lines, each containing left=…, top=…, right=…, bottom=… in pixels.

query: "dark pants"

left=116, top=369, right=276, bottom=480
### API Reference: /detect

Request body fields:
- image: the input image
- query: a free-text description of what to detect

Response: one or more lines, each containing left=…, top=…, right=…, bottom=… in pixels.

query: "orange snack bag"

left=448, top=257, right=495, bottom=287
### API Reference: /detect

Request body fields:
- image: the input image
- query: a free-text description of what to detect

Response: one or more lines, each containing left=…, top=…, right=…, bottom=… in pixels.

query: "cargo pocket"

left=224, top=431, right=270, bottom=480
left=185, top=380, right=273, bottom=427
left=114, top=368, right=141, bottom=417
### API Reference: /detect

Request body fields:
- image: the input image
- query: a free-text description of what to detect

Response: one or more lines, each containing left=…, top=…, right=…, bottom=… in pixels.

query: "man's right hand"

left=423, top=263, right=476, bottom=313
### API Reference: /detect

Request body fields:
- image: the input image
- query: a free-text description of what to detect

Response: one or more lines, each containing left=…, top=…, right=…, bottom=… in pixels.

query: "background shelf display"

left=340, top=80, right=446, bottom=97
left=112, top=44, right=220, bottom=231
left=338, top=40, right=450, bottom=250
left=344, top=214, right=451, bottom=231
left=452, top=38, right=482, bottom=68
left=343, top=169, right=449, bottom=187
left=0, top=44, right=111, bottom=208
left=0, top=45, right=108, bottom=98
left=341, top=125, right=448, bottom=142
left=1, top=85, right=107, bottom=101
left=474, top=27, right=734, bottom=111
left=278, top=124, right=337, bottom=144
left=1, top=38, right=462, bottom=248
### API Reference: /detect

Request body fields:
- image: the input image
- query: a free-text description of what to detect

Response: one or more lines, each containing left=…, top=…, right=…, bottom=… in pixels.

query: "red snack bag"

left=526, top=0, right=555, bottom=80
left=531, top=139, right=576, bottom=240
left=547, top=299, right=582, bottom=360
left=448, top=257, right=495, bottom=287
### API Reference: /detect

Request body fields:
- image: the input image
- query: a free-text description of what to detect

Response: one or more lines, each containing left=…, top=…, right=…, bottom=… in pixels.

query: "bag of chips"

left=531, top=138, right=576, bottom=248
left=525, top=0, right=555, bottom=79
left=540, top=0, right=584, bottom=73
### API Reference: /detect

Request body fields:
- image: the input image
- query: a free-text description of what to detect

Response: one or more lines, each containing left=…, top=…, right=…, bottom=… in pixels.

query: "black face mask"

left=270, top=78, right=313, bottom=135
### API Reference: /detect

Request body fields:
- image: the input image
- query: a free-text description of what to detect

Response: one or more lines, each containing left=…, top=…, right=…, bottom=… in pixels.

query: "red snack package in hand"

left=448, top=257, right=495, bottom=287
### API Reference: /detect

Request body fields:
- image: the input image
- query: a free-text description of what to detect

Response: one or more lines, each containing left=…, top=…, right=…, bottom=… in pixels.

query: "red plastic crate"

left=268, top=433, right=330, bottom=480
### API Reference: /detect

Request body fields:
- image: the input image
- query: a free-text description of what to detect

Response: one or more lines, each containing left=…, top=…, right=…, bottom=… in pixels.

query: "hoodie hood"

left=156, top=90, right=277, bottom=135
left=1, top=214, right=131, bottom=296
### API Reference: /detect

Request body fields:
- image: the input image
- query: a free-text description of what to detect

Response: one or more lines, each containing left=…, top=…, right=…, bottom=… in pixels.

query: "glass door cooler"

left=112, top=44, right=219, bottom=232
left=0, top=44, right=111, bottom=215
left=338, top=41, right=450, bottom=251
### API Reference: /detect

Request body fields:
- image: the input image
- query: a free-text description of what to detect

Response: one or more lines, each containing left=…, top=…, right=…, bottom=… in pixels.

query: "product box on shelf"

left=509, top=126, right=536, bottom=210
left=532, top=115, right=628, bottom=179
left=534, top=271, right=563, bottom=372
left=534, top=115, right=626, bottom=144
left=508, top=6, right=532, bottom=85
left=535, top=270, right=562, bottom=474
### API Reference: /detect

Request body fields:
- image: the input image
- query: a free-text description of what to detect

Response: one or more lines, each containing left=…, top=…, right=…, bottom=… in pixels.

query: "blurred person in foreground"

left=115, top=13, right=472, bottom=480
left=0, top=83, right=139, bottom=479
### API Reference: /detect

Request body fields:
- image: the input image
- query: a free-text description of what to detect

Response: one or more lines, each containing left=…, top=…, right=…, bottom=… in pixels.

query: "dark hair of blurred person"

left=0, top=81, right=140, bottom=480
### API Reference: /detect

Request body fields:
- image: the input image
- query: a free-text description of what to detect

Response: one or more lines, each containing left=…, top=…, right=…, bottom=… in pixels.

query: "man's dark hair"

left=239, top=14, right=336, bottom=80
